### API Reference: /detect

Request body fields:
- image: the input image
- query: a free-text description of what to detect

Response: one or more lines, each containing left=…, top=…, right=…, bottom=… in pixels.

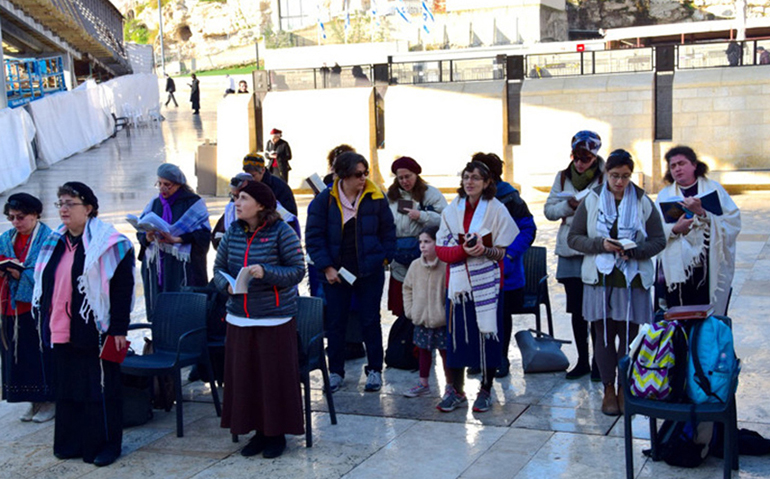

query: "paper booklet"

left=658, top=189, right=723, bottom=224
left=305, top=173, right=327, bottom=196
left=337, top=267, right=357, bottom=285
left=556, top=189, right=591, bottom=202
left=218, top=268, right=252, bottom=294
left=126, top=212, right=171, bottom=234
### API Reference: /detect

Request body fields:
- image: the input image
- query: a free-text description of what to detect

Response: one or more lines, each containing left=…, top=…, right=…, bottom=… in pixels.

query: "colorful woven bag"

left=629, top=320, right=687, bottom=401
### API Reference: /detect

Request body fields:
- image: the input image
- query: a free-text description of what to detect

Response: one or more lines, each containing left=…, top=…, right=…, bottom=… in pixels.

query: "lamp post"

left=158, top=0, right=165, bottom=75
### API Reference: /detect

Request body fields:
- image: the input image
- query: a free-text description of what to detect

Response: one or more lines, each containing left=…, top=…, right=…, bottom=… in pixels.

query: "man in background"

left=265, top=128, right=293, bottom=183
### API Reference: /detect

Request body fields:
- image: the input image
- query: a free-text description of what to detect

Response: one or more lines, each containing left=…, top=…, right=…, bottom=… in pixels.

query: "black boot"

left=262, top=434, right=286, bottom=459
left=241, top=431, right=266, bottom=457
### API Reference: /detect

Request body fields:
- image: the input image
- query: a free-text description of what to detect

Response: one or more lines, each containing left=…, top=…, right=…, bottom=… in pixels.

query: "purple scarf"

left=156, top=189, right=181, bottom=285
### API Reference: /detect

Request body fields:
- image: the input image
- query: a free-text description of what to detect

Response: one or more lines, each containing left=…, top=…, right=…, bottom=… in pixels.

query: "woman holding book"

left=32, top=182, right=135, bottom=466
left=213, top=180, right=305, bottom=459
left=137, top=163, right=210, bottom=315
left=434, top=160, right=518, bottom=413
left=0, top=193, right=55, bottom=423
left=386, top=156, right=447, bottom=318
left=567, top=150, right=665, bottom=416
left=544, top=130, right=605, bottom=380
left=655, top=146, right=741, bottom=316
left=305, top=152, right=395, bottom=394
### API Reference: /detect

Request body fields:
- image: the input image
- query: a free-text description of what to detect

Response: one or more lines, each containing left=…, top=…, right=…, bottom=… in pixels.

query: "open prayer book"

left=126, top=212, right=171, bottom=234
left=658, top=189, right=723, bottom=224
left=0, top=257, right=24, bottom=274
left=305, top=173, right=327, bottom=196
left=607, top=238, right=637, bottom=251
left=556, top=189, right=591, bottom=202
left=218, top=268, right=252, bottom=294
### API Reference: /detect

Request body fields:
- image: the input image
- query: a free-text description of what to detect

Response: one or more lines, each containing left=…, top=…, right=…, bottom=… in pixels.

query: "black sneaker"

left=241, top=432, right=266, bottom=457
left=262, top=434, right=286, bottom=459
left=565, top=362, right=591, bottom=380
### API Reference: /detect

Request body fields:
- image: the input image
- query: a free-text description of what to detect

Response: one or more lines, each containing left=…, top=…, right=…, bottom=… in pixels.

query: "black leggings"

left=446, top=367, right=493, bottom=395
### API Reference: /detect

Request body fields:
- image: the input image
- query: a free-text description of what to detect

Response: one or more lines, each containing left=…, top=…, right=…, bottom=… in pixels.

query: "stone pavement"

left=1, top=87, right=769, bottom=478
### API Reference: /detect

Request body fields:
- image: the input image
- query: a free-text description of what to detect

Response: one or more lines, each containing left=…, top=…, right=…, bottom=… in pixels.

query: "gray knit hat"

left=157, top=163, right=186, bottom=185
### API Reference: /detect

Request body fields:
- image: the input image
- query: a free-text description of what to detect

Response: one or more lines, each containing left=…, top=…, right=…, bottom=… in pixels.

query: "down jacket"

left=213, top=218, right=305, bottom=320
left=305, top=179, right=396, bottom=279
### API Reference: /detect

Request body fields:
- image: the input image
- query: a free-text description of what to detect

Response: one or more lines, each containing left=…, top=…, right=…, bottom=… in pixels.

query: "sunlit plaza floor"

left=1, top=81, right=769, bottom=478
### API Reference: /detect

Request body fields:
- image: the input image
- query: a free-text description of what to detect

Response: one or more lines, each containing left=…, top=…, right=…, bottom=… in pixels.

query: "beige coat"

left=403, top=255, right=446, bottom=329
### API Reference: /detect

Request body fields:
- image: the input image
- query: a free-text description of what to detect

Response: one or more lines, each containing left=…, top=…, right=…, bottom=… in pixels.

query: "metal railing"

left=261, top=39, right=770, bottom=91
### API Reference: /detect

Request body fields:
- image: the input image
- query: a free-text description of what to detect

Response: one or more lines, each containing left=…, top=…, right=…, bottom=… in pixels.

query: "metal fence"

left=262, top=39, right=770, bottom=91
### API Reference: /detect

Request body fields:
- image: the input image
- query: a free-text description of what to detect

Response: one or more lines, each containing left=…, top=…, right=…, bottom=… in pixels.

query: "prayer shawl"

left=141, top=197, right=210, bottom=266
left=32, top=218, right=134, bottom=334
left=223, top=201, right=237, bottom=231
left=593, top=182, right=646, bottom=347
left=437, top=196, right=518, bottom=338
left=0, top=222, right=52, bottom=309
left=594, top=181, right=645, bottom=286
left=655, top=177, right=740, bottom=316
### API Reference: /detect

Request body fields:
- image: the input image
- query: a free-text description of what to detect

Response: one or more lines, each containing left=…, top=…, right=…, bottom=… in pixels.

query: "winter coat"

left=213, top=219, right=305, bottom=320
left=496, top=181, right=536, bottom=291
left=305, top=179, right=396, bottom=279
left=403, top=256, right=446, bottom=329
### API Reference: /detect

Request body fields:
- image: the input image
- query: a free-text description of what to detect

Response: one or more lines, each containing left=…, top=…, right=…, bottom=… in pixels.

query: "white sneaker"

left=20, top=403, right=39, bottom=422
left=364, top=370, right=382, bottom=392
left=32, top=402, right=55, bottom=423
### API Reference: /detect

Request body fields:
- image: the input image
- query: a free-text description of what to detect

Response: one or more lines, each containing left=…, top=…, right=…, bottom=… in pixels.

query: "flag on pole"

left=421, top=1, right=434, bottom=34
left=317, top=3, right=326, bottom=40
left=371, top=0, right=380, bottom=27
left=396, top=0, right=411, bottom=24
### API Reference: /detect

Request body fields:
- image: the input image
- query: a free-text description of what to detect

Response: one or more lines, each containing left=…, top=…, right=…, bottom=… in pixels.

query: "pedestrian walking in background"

left=164, top=74, right=178, bottom=107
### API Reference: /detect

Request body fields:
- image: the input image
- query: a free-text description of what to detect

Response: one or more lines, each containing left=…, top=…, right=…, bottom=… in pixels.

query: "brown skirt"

left=221, top=320, right=304, bottom=436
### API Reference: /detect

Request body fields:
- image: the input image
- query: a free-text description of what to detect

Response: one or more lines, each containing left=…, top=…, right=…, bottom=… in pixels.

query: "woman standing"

left=544, top=131, right=604, bottom=380
left=33, top=182, right=135, bottom=466
left=214, top=180, right=305, bottom=459
left=567, top=150, right=665, bottom=416
left=305, top=152, right=396, bottom=393
left=655, top=146, right=740, bottom=316
left=0, top=194, right=55, bottom=422
left=435, top=161, right=517, bottom=413
left=189, top=73, right=200, bottom=115
left=137, top=163, right=210, bottom=316
left=386, top=156, right=447, bottom=318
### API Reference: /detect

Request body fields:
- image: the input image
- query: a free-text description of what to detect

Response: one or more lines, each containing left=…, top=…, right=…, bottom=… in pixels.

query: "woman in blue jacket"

left=305, top=152, right=396, bottom=394
left=214, top=180, right=305, bottom=459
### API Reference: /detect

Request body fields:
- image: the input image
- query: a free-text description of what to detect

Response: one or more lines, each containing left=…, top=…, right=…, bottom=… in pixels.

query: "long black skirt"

left=2, top=311, right=54, bottom=402
left=221, top=321, right=304, bottom=437
left=53, top=344, right=122, bottom=462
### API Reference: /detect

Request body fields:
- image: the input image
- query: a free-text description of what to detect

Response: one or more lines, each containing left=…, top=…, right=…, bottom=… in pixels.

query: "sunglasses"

left=573, top=154, right=595, bottom=164
left=349, top=170, right=368, bottom=179
left=6, top=213, right=27, bottom=222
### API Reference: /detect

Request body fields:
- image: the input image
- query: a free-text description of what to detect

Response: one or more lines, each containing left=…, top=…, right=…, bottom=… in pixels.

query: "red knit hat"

left=391, top=156, right=422, bottom=175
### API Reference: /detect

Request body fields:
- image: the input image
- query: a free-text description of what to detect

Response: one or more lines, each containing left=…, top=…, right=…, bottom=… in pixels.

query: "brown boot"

left=617, top=386, right=625, bottom=415
left=602, top=384, right=620, bottom=416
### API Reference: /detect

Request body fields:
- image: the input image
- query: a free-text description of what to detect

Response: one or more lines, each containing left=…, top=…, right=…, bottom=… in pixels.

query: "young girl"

left=402, top=226, right=449, bottom=397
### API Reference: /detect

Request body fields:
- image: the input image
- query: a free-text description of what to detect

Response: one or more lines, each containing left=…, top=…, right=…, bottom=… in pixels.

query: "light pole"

left=158, top=0, right=166, bottom=75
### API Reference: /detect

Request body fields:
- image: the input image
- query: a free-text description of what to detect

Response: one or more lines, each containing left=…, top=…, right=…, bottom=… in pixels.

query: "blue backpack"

left=686, top=315, right=738, bottom=404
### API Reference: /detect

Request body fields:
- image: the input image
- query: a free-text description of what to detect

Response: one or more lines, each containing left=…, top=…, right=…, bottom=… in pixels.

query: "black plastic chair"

left=121, top=292, right=221, bottom=437
left=111, top=112, right=129, bottom=138
left=618, top=316, right=740, bottom=479
left=297, top=296, right=338, bottom=447
left=510, top=246, right=554, bottom=336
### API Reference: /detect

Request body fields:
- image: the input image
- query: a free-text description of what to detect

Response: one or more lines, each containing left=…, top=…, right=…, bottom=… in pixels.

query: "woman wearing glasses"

left=136, top=164, right=210, bottom=315
left=567, top=150, right=665, bottom=416
left=305, top=152, right=395, bottom=393
left=33, top=182, right=135, bottom=466
left=0, top=194, right=55, bottom=423
left=544, top=131, right=605, bottom=381
left=434, top=160, right=518, bottom=413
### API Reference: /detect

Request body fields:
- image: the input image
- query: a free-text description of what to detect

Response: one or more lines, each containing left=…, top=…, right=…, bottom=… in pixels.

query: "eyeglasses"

left=54, top=201, right=84, bottom=209
left=154, top=181, right=176, bottom=189
left=349, top=170, right=368, bottom=179
left=609, top=174, right=632, bottom=182
left=6, top=213, right=27, bottom=222
left=462, top=174, right=484, bottom=182
left=397, top=173, right=415, bottom=182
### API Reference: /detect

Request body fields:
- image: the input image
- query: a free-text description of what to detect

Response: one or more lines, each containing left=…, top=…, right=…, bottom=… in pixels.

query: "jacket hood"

left=495, top=180, right=517, bottom=198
